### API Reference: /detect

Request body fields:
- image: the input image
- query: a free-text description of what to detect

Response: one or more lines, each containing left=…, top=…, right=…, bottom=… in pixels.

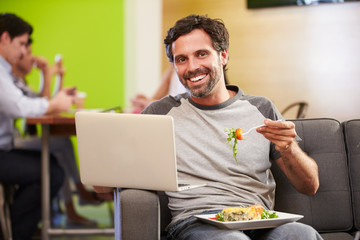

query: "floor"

left=31, top=195, right=115, bottom=240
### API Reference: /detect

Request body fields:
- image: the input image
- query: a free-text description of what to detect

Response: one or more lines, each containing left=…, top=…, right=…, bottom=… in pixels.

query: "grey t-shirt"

left=142, top=85, right=283, bottom=228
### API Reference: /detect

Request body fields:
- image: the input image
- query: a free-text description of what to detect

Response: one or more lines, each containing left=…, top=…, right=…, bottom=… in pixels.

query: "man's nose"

left=187, top=57, right=200, bottom=72
left=21, top=45, right=27, bottom=55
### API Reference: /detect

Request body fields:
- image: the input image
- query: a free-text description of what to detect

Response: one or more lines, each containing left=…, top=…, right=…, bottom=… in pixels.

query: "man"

left=11, top=38, right=65, bottom=98
left=11, top=39, right=104, bottom=227
left=142, top=14, right=322, bottom=240
left=0, top=13, right=73, bottom=239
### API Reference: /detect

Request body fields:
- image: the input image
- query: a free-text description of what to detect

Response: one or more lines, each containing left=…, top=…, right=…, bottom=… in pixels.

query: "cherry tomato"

left=235, top=128, right=243, bottom=140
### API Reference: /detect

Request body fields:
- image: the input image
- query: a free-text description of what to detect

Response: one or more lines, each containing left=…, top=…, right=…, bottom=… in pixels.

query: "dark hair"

left=164, top=14, right=229, bottom=63
left=0, top=13, right=33, bottom=39
left=27, top=37, right=33, bottom=46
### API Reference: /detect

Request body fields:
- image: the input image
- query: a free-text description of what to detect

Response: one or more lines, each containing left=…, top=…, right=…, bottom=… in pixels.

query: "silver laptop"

left=75, top=112, right=206, bottom=192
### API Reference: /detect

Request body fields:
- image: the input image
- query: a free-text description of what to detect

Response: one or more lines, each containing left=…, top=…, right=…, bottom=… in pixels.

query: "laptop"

left=75, top=112, right=206, bottom=192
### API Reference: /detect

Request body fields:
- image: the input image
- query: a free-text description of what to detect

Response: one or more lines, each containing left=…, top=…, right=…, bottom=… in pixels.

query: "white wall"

left=162, top=1, right=360, bottom=121
left=124, top=0, right=163, bottom=109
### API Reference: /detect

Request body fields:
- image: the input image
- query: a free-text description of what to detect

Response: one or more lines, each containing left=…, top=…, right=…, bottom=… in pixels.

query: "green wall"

left=1, top=0, right=125, bottom=164
left=1, top=0, right=125, bottom=110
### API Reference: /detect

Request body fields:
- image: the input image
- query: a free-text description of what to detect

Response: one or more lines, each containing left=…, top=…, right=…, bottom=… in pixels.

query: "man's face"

left=172, top=29, right=228, bottom=98
left=1, top=32, right=29, bottom=65
left=15, top=44, right=34, bottom=75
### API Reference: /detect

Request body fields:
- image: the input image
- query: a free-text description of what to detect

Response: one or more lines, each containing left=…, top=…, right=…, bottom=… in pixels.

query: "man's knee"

left=270, top=222, right=322, bottom=240
left=173, top=220, right=251, bottom=240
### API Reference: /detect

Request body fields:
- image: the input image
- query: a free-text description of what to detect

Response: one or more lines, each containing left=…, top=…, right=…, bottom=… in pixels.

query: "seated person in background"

left=130, top=64, right=229, bottom=113
left=130, top=65, right=187, bottom=113
left=11, top=38, right=105, bottom=227
left=0, top=13, right=70, bottom=239
left=95, top=14, right=322, bottom=240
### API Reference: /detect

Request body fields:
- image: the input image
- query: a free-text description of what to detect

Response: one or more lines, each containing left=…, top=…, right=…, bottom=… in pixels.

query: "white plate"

left=194, top=211, right=303, bottom=230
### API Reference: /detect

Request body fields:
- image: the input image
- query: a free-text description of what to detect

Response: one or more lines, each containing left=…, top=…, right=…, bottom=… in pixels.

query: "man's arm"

left=35, top=56, right=65, bottom=98
left=45, top=88, right=75, bottom=115
left=257, top=119, right=320, bottom=195
left=130, top=67, right=173, bottom=112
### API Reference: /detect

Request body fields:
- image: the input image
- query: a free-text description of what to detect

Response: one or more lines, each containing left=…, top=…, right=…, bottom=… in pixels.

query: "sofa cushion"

left=320, top=232, right=354, bottom=240
left=342, top=119, right=360, bottom=231
left=120, top=189, right=161, bottom=240
left=271, top=118, right=353, bottom=232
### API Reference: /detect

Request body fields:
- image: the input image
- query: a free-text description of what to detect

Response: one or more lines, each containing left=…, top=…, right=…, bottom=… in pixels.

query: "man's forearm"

left=276, top=141, right=320, bottom=195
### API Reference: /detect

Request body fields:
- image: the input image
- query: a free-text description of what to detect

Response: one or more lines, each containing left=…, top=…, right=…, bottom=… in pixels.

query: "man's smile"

left=184, top=67, right=211, bottom=84
left=189, top=73, right=207, bottom=82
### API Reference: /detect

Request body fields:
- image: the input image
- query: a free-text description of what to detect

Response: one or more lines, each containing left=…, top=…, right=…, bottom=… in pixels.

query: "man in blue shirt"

left=0, top=13, right=73, bottom=239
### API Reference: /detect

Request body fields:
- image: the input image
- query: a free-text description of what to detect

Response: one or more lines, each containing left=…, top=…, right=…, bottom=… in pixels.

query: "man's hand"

left=35, top=56, right=65, bottom=77
left=49, top=57, right=65, bottom=77
left=130, top=93, right=153, bottom=113
left=258, top=118, right=319, bottom=195
left=34, top=56, right=49, bottom=73
left=93, top=186, right=114, bottom=193
left=45, top=88, right=76, bottom=115
left=256, top=118, right=296, bottom=152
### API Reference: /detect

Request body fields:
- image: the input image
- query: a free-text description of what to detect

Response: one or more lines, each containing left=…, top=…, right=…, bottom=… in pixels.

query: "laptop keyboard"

left=178, top=184, right=190, bottom=187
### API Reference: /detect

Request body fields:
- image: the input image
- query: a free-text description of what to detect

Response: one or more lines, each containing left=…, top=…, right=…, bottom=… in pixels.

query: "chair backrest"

left=342, top=119, right=360, bottom=231
left=281, top=102, right=309, bottom=119
left=271, top=118, right=353, bottom=233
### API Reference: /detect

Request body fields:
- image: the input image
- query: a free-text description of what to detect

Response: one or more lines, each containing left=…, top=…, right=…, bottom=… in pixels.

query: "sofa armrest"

left=342, top=119, right=360, bottom=231
left=120, top=189, right=160, bottom=240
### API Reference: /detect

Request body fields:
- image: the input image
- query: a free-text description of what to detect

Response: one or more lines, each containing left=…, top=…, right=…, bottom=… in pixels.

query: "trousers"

left=168, top=214, right=324, bottom=240
left=0, top=148, right=64, bottom=240
left=14, top=136, right=80, bottom=202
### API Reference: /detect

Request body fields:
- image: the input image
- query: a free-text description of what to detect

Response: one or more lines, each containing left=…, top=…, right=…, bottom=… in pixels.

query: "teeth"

left=190, top=74, right=206, bottom=82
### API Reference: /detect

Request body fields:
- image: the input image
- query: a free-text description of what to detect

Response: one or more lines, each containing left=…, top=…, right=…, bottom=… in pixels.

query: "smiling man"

left=172, top=28, right=227, bottom=100
left=141, top=14, right=322, bottom=240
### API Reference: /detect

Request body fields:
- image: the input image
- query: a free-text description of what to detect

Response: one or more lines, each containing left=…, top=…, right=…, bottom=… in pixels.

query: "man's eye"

left=176, top=57, right=186, bottom=63
left=198, top=52, right=207, bottom=57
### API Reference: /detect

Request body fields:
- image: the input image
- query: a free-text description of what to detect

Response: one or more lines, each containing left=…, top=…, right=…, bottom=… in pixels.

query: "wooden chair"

left=281, top=102, right=309, bottom=119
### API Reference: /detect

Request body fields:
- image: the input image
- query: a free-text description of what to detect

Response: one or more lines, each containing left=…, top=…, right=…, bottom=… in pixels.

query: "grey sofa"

left=119, top=118, right=360, bottom=240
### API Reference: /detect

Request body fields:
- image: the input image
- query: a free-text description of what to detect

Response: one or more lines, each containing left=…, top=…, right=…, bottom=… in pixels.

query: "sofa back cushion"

left=271, top=118, right=353, bottom=232
left=342, top=119, right=360, bottom=231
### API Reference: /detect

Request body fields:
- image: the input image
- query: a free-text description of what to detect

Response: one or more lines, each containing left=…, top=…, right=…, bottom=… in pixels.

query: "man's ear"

left=0, top=31, right=11, bottom=43
left=220, top=50, right=229, bottom=66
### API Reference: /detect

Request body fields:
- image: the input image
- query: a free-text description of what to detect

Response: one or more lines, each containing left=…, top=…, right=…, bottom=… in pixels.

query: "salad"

left=224, top=128, right=244, bottom=162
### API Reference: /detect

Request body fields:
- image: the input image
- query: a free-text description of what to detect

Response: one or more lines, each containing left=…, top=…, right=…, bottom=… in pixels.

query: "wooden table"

left=26, top=115, right=115, bottom=240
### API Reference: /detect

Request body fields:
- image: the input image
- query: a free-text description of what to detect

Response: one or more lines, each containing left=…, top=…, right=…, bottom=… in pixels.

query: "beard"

left=180, top=63, right=222, bottom=98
